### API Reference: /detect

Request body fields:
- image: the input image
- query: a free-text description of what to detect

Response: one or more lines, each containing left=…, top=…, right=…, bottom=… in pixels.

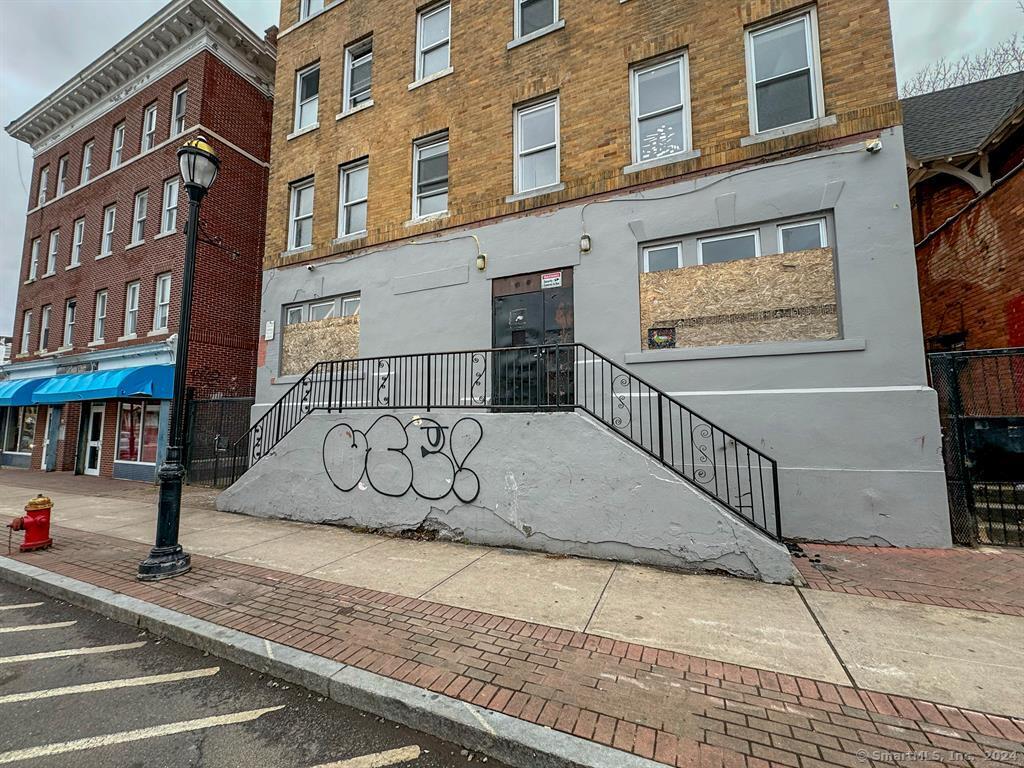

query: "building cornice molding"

left=0, top=340, right=176, bottom=381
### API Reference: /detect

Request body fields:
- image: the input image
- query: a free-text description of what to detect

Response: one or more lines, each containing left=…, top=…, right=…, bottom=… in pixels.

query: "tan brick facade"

left=265, top=0, right=900, bottom=270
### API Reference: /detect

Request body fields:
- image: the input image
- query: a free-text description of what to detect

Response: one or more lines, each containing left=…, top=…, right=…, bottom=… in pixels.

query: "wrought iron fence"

left=218, top=344, right=782, bottom=540
left=184, top=396, right=255, bottom=488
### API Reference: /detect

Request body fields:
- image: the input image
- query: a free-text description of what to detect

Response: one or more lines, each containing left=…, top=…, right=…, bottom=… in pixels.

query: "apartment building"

left=221, top=0, right=952, bottom=580
left=0, top=0, right=275, bottom=481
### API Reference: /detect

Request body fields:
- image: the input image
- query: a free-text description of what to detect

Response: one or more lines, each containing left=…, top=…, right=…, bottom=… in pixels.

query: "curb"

left=0, top=555, right=665, bottom=768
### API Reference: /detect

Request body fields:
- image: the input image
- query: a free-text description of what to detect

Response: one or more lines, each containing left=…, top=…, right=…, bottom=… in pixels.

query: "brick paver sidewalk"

left=5, top=526, right=1024, bottom=768
left=793, top=544, right=1024, bottom=617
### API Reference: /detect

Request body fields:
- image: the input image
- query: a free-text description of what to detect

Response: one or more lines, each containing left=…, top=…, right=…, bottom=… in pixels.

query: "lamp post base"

left=137, top=545, right=192, bottom=580
left=137, top=448, right=192, bottom=581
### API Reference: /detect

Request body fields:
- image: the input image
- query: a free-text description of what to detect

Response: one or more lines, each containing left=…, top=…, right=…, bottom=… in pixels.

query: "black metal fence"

left=928, top=348, right=1024, bottom=546
left=184, top=396, right=255, bottom=488
left=216, top=344, right=782, bottom=540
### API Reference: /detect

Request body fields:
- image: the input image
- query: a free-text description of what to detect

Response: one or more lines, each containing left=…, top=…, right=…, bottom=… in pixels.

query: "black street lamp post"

left=138, top=137, right=220, bottom=581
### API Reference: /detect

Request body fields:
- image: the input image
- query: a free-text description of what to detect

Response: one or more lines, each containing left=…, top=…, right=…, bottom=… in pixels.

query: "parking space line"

left=0, top=705, right=285, bottom=764
left=0, top=602, right=43, bottom=611
left=0, top=666, right=220, bottom=705
left=311, top=745, right=423, bottom=767
left=0, top=641, right=147, bottom=665
left=0, top=621, right=77, bottom=634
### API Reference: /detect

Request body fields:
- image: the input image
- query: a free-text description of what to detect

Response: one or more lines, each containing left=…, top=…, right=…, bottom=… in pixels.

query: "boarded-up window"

left=280, top=314, right=360, bottom=376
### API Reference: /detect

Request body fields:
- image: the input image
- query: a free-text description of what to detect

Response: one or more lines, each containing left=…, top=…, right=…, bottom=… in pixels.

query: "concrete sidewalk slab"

left=178, top=519, right=306, bottom=555
left=221, top=527, right=387, bottom=574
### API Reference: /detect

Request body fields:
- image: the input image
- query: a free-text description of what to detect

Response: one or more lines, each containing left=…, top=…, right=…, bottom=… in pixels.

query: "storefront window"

left=3, top=406, right=37, bottom=453
left=118, top=401, right=160, bottom=463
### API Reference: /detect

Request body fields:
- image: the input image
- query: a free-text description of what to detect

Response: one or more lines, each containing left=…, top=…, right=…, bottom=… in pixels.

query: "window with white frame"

left=285, top=293, right=360, bottom=325
left=20, top=310, right=32, bottom=354
left=161, top=178, right=179, bottom=234
left=45, top=230, right=59, bottom=275
left=285, top=306, right=304, bottom=325
left=124, top=281, right=140, bottom=336
left=746, top=11, right=822, bottom=133
left=299, top=0, right=324, bottom=21
left=413, top=134, right=449, bottom=218
left=101, top=205, right=116, bottom=256
left=111, top=123, right=126, bottom=168
left=141, top=104, right=158, bottom=152
left=416, top=3, right=450, bottom=81
left=642, top=242, right=683, bottom=273
left=338, top=160, right=368, bottom=237
left=39, top=305, right=50, bottom=351
left=515, top=96, right=559, bottom=193
left=132, top=190, right=148, bottom=244
left=56, top=156, right=69, bottom=196
left=117, top=401, right=161, bottom=463
left=631, top=54, right=690, bottom=163
left=62, top=298, right=76, bottom=347
left=343, top=38, right=373, bottom=111
left=778, top=218, right=827, bottom=253
left=71, top=218, right=84, bottom=267
left=288, top=179, right=315, bottom=249
left=698, top=229, right=761, bottom=265
left=37, top=166, right=49, bottom=206
left=28, top=238, right=39, bottom=280
left=93, top=290, right=107, bottom=342
left=81, top=141, right=94, bottom=184
left=3, top=406, right=37, bottom=453
left=516, top=0, right=557, bottom=38
left=171, top=86, right=188, bottom=135
left=153, top=273, right=171, bottom=331
left=294, top=63, right=320, bottom=131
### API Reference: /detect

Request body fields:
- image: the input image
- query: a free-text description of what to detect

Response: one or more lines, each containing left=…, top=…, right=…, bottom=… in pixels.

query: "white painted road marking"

left=0, top=602, right=43, bottom=611
left=0, top=641, right=147, bottom=665
left=0, top=620, right=76, bottom=634
left=0, top=705, right=285, bottom=764
left=311, top=745, right=423, bottom=767
left=0, top=666, right=220, bottom=705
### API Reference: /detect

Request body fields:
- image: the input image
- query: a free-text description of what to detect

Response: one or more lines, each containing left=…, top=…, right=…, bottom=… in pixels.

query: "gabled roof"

left=901, top=71, right=1024, bottom=162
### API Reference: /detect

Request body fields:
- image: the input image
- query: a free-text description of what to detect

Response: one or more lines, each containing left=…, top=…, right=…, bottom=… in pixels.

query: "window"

left=132, top=190, right=148, bottom=244
left=515, top=97, right=559, bottom=193
left=642, top=242, right=683, bottom=273
left=412, top=134, right=449, bottom=218
left=310, top=300, right=335, bottom=321
left=37, top=166, right=49, bottom=206
left=91, top=290, right=107, bottom=342
left=45, top=230, right=59, bottom=275
left=39, top=305, right=51, bottom=351
left=343, top=38, right=373, bottom=111
left=416, top=3, right=450, bottom=81
left=71, top=218, right=84, bottom=266
left=81, top=141, right=94, bottom=184
left=124, top=281, right=140, bottom=336
left=141, top=104, right=158, bottom=151
left=171, top=86, right=188, bottom=135
left=631, top=55, right=690, bottom=163
left=288, top=179, right=315, bottom=249
left=778, top=218, right=827, bottom=252
left=111, top=123, right=126, bottom=168
left=28, top=238, right=39, bottom=280
left=746, top=11, right=821, bottom=133
left=3, top=406, right=37, bottom=453
left=20, top=311, right=31, bottom=354
left=698, top=230, right=761, bottom=265
left=101, top=205, right=116, bottom=256
left=342, top=296, right=361, bottom=316
left=285, top=294, right=360, bottom=325
left=516, top=0, right=557, bottom=38
left=338, top=160, right=368, bottom=237
left=63, top=298, right=76, bottom=348
left=294, top=64, right=320, bottom=131
left=117, top=401, right=161, bottom=463
left=285, top=306, right=304, bottom=325
left=56, top=156, right=69, bottom=196
left=161, top=178, right=179, bottom=234
left=154, top=273, right=172, bottom=331
left=299, top=0, right=323, bottom=21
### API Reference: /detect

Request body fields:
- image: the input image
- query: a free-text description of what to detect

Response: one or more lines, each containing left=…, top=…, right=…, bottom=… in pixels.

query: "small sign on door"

left=541, top=271, right=562, bottom=289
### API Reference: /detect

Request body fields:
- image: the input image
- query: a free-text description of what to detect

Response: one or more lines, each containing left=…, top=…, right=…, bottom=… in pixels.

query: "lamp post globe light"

left=138, top=137, right=220, bottom=581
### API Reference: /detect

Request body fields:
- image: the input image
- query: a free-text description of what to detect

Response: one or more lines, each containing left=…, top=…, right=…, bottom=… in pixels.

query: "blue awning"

left=32, top=365, right=174, bottom=405
left=0, top=378, right=46, bottom=407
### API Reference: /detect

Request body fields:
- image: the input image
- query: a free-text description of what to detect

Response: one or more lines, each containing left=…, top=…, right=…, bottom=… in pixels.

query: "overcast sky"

left=1, top=0, right=1023, bottom=336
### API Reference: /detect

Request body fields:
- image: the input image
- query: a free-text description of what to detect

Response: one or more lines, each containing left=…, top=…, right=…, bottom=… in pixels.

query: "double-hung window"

left=286, top=294, right=360, bottom=326
left=416, top=3, right=450, bottom=81
left=117, top=401, right=161, bottom=463
left=343, top=38, right=373, bottom=111
left=516, top=0, right=557, bottom=38
left=37, top=166, right=49, bottom=206
left=93, top=290, right=108, bottom=342
left=631, top=54, right=690, bottom=163
left=141, top=104, right=158, bottom=151
left=63, top=298, right=76, bottom=348
left=39, top=305, right=51, bottom=351
left=111, top=123, right=125, bottom=168
left=778, top=218, right=827, bottom=252
left=746, top=11, right=822, bottom=133
left=288, top=179, right=315, bottom=249
left=161, top=178, right=179, bottom=234
left=124, top=281, right=140, bottom=336
left=28, top=239, right=39, bottom=280
left=81, top=141, right=94, bottom=184
left=294, top=64, right=320, bottom=131
left=132, top=190, right=148, bottom=244
left=154, top=273, right=172, bottom=331
left=698, top=230, right=761, bottom=265
left=56, top=156, right=69, bottom=196
left=642, top=242, right=683, bottom=273
left=45, top=230, right=59, bottom=275
left=71, top=218, right=84, bottom=267
left=171, top=85, right=187, bottom=135
left=299, top=0, right=323, bottom=21
left=515, top=97, right=559, bottom=193
left=101, top=205, right=116, bottom=256
left=338, top=160, right=368, bottom=237
left=20, top=310, right=32, bottom=354
left=412, top=134, right=449, bottom=218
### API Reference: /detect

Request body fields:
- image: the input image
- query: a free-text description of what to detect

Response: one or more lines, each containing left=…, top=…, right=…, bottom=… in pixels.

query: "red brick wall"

left=910, top=176, right=975, bottom=242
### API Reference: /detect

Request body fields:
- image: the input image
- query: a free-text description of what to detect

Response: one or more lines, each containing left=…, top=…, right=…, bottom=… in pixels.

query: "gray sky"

left=1, top=0, right=1022, bottom=336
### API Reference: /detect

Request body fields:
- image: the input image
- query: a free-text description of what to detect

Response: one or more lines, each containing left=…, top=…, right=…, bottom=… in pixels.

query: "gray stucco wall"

left=218, top=410, right=798, bottom=583
left=249, top=126, right=951, bottom=548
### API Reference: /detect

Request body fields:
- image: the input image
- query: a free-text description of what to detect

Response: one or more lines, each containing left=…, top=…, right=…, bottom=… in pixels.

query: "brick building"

left=0, top=0, right=275, bottom=481
left=904, top=72, right=1024, bottom=351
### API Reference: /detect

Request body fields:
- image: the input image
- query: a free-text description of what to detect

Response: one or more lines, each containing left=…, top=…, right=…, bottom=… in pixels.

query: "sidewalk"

left=2, top=471, right=1023, bottom=768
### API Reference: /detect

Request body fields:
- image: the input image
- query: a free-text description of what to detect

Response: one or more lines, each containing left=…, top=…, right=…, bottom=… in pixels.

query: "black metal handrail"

left=217, top=344, right=782, bottom=540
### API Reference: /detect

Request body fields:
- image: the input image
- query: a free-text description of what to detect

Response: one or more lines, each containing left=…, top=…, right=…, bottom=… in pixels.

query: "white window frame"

left=81, top=141, right=94, bottom=184
left=286, top=293, right=360, bottom=326
left=412, top=134, right=449, bottom=219
left=415, top=2, right=451, bottom=82
left=285, top=306, right=304, bottom=325
left=93, top=290, right=108, bottom=342
left=309, top=300, right=336, bottom=321
left=63, top=298, right=76, bottom=348
left=37, top=166, right=48, bottom=206
left=132, top=190, right=148, bottom=244
left=777, top=217, right=827, bottom=253
left=124, top=281, right=140, bottom=337
left=641, top=242, right=683, bottom=273
left=111, top=123, right=126, bottom=168
left=161, top=178, right=179, bottom=234
left=39, top=305, right=50, bottom=352
left=28, top=238, right=40, bottom=280
left=338, top=160, right=369, bottom=237
left=697, top=229, right=762, bottom=265
left=101, top=205, right=116, bottom=256
left=514, top=0, right=558, bottom=40
left=343, top=38, right=373, bottom=111
left=744, top=9, right=825, bottom=135
left=294, top=63, right=320, bottom=131
left=171, top=85, right=188, bottom=135
left=630, top=54, right=691, bottom=164
left=56, top=156, right=68, bottom=196
left=20, top=310, right=32, bottom=354
left=45, top=230, right=59, bottom=275
left=299, top=0, right=324, bottom=21
left=288, top=179, right=315, bottom=249
left=342, top=296, right=361, bottom=316
left=514, top=96, right=560, bottom=194
left=141, top=104, right=158, bottom=152
left=71, top=219, right=84, bottom=267
left=154, top=273, right=172, bottom=332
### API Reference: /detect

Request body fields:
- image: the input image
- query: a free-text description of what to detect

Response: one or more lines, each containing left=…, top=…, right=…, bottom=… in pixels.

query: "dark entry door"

left=491, top=269, right=574, bottom=408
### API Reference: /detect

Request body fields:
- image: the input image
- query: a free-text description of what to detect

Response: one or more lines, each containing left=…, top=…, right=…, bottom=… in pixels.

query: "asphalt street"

left=0, top=578, right=508, bottom=768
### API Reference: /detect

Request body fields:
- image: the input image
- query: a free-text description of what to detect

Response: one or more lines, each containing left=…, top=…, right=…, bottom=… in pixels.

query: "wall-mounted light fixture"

left=476, top=253, right=487, bottom=271
left=579, top=233, right=592, bottom=253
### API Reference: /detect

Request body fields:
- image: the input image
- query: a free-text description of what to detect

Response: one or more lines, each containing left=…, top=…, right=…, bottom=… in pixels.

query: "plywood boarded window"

left=280, top=294, right=360, bottom=375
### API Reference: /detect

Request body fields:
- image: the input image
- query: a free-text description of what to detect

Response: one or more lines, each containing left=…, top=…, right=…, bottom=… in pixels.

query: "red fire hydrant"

left=8, top=494, right=54, bottom=552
